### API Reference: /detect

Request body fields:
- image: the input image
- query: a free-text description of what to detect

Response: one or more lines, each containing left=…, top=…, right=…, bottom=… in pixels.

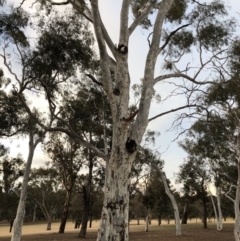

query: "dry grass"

left=0, top=220, right=235, bottom=241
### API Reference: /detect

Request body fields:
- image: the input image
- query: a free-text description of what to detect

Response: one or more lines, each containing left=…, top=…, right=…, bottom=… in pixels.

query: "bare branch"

left=86, top=74, right=103, bottom=86
left=153, top=73, right=230, bottom=86
left=49, top=0, right=70, bottom=5
left=159, top=24, right=191, bottom=52
left=148, top=104, right=201, bottom=122
left=17, top=0, right=26, bottom=10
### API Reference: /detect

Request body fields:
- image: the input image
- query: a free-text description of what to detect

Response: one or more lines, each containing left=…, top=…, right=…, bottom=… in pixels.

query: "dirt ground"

left=0, top=220, right=235, bottom=241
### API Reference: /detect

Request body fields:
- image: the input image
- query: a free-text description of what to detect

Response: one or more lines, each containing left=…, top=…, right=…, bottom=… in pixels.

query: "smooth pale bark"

left=209, top=189, right=222, bottom=231
left=216, top=188, right=223, bottom=231
left=11, top=133, right=39, bottom=241
left=87, top=1, right=174, bottom=240
left=159, top=169, right=181, bottom=235
left=234, top=152, right=240, bottom=241
left=224, top=126, right=240, bottom=241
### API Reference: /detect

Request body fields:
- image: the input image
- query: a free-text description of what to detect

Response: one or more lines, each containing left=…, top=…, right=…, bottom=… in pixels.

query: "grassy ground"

left=0, top=220, right=235, bottom=241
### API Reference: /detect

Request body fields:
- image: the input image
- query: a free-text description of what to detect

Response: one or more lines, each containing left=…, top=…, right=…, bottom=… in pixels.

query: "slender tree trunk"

left=79, top=143, right=94, bottom=238
left=181, top=203, right=188, bottom=224
left=89, top=214, right=92, bottom=228
left=209, top=190, right=221, bottom=230
left=79, top=186, right=89, bottom=238
left=137, top=217, right=140, bottom=225
left=32, top=204, right=37, bottom=222
left=159, top=169, right=181, bottom=235
left=11, top=133, right=38, bottom=241
left=234, top=139, right=240, bottom=241
left=203, top=199, right=208, bottom=229
left=46, top=216, right=52, bottom=230
left=9, top=219, right=14, bottom=233
left=148, top=214, right=151, bottom=225
left=59, top=189, right=72, bottom=233
left=167, top=216, right=170, bottom=224
left=158, top=215, right=161, bottom=226
left=145, top=214, right=149, bottom=232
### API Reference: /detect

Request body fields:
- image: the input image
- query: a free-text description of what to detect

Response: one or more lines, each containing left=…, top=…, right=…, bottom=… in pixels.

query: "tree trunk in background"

left=234, top=129, right=240, bottom=241
left=145, top=214, right=149, bottom=232
left=46, top=216, right=52, bottom=230
left=11, top=133, right=38, bottom=241
left=9, top=219, right=14, bottom=233
left=158, top=215, right=161, bottom=226
left=137, top=217, right=140, bottom=225
left=59, top=189, right=72, bottom=233
left=216, top=187, right=223, bottom=231
left=159, top=169, right=181, bottom=235
left=203, top=199, right=208, bottom=229
left=181, top=203, right=188, bottom=224
left=79, top=144, right=94, bottom=238
left=32, top=204, right=37, bottom=222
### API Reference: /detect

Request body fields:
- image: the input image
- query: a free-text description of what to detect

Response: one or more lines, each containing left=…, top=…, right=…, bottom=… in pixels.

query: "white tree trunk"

left=234, top=160, right=240, bottom=241
left=11, top=133, right=38, bottom=241
left=145, top=215, right=149, bottom=232
left=234, top=126, right=240, bottom=241
left=159, top=169, right=181, bottom=235
left=96, top=155, right=135, bottom=241
left=209, top=189, right=222, bottom=231
left=216, top=187, right=223, bottom=231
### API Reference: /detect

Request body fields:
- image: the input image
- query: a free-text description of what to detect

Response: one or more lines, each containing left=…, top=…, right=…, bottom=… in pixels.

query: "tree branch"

left=86, top=74, right=103, bottom=86
left=153, top=73, right=230, bottom=86
left=128, top=3, right=155, bottom=37
left=148, top=104, right=201, bottom=122
left=159, top=24, right=191, bottom=52
left=91, top=0, right=113, bottom=97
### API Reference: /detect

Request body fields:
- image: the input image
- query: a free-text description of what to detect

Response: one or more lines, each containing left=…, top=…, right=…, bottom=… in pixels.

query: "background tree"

left=177, top=155, right=211, bottom=229
left=44, top=133, right=82, bottom=233
left=28, top=167, right=65, bottom=230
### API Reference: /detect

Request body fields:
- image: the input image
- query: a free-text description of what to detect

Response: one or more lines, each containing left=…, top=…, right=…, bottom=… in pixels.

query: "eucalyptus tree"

left=28, top=166, right=65, bottom=230
left=198, top=42, right=240, bottom=240
left=177, top=155, right=211, bottom=229
left=181, top=116, right=237, bottom=231
left=141, top=148, right=181, bottom=235
left=44, top=133, right=82, bottom=233
left=0, top=154, right=25, bottom=231
left=0, top=5, right=96, bottom=241
left=2, top=0, right=238, bottom=240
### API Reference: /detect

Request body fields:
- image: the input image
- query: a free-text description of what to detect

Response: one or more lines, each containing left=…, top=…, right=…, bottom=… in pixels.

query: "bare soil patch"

left=0, top=222, right=234, bottom=241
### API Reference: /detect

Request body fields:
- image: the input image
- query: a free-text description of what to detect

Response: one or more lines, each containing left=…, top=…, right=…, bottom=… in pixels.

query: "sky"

left=1, top=0, right=240, bottom=188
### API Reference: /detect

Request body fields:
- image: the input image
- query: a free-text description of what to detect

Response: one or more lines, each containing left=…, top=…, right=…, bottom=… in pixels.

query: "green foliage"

left=166, top=0, right=187, bottom=23
left=164, top=30, right=194, bottom=58
left=44, top=133, right=82, bottom=190
left=26, top=10, right=95, bottom=97
left=0, top=6, right=29, bottom=47
left=198, top=23, right=229, bottom=50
